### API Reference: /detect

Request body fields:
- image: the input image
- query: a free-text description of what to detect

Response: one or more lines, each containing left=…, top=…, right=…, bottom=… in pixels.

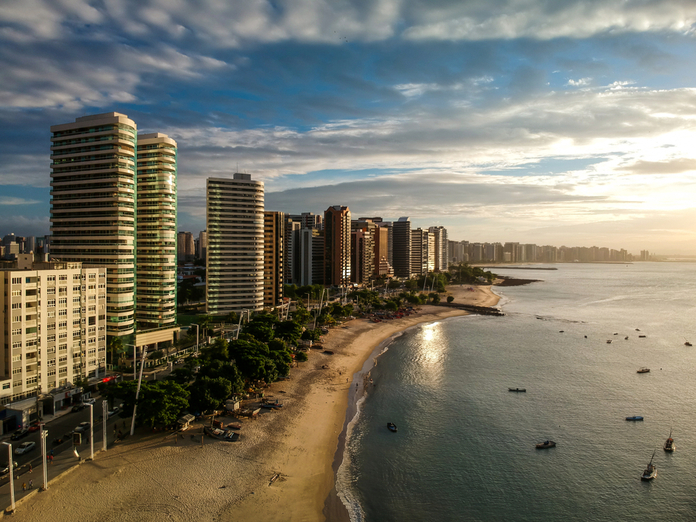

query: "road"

left=0, top=398, right=129, bottom=510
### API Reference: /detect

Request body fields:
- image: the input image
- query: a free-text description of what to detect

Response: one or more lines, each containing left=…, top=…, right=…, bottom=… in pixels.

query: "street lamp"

left=102, top=400, right=108, bottom=452
left=124, top=343, right=137, bottom=378
left=87, top=403, right=94, bottom=461
left=1, top=442, right=15, bottom=512
left=39, top=424, right=48, bottom=490
left=130, top=347, right=147, bottom=436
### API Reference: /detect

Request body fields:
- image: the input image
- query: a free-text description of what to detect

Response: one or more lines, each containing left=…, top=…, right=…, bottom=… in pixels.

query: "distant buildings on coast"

left=0, top=110, right=655, bottom=426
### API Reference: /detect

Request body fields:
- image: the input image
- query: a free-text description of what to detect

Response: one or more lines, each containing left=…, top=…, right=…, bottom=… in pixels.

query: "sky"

left=1, top=0, right=696, bottom=255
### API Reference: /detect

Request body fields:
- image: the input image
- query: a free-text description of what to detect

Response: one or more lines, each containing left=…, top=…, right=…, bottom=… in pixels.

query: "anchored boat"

left=641, top=450, right=657, bottom=481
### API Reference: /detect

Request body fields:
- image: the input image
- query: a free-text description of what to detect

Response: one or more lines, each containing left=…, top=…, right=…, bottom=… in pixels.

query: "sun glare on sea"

left=417, top=323, right=445, bottom=368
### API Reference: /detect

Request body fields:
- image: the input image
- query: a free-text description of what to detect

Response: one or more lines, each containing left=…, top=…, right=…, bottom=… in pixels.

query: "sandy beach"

left=9, top=285, right=500, bottom=522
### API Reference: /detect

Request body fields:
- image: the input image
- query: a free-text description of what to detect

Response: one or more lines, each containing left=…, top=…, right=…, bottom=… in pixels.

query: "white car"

left=83, top=397, right=96, bottom=405
left=14, top=441, right=36, bottom=455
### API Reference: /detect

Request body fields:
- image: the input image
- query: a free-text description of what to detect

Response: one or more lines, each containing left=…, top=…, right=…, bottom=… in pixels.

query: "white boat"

left=641, top=450, right=657, bottom=481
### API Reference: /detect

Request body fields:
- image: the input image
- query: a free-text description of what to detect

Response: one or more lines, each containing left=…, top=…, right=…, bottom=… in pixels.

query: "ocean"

left=337, top=262, right=696, bottom=522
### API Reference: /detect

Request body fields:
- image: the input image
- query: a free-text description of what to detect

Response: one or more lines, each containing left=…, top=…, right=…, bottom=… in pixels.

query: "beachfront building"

left=136, top=133, right=178, bottom=334
left=263, top=211, right=284, bottom=308
left=50, top=112, right=137, bottom=339
left=206, top=174, right=265, bottom=315
left=350, top=219, right=377, bottom=285
left=428, top=226, right=448, bottom=272
left=411, top=228, right=434, bottom=277
left=198, top=230, right=208, bottom=261
left=323, top=205, right=352, bottom=287
left=0, top=256, right=106, bottom=415
left=392, top=217, right=412, bottom=279
left=293, top=228, right=324, bottom=286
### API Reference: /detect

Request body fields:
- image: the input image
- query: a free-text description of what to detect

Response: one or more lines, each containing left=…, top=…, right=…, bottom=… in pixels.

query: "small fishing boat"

left=536, top=440, right=556, bottom=449
left=685, top=341, right=692, bottom=347
left=639, top=335, right=647, bottom=338
left=626, top=416, right=644, bottom=421
left=508, top=388, right=526, bottom=392
left=637, top=367, right=650, bottom=374
left=664, top=429, right=675, bottom=452
left=606, top=340, right=613, bottom=344
left=641, top=450, right=657, bottom=480
left=387, top=422, right=397, bottom=432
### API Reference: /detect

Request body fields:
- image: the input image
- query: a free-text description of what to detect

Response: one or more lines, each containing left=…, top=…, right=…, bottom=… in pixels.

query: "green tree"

left=275, top=320, right=304, bottom=344
left=137, top=381, right=190, bottom=427
left=295, top=351, right=308, bottom=363
left=447, top=295, right=455, bottom=303
left=189, top=376, right=233, bottom=412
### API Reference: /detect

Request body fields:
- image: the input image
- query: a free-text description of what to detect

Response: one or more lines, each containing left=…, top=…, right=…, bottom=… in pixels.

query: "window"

left=11, top=289, right=21, bottom=297
left=2, top=383, right=9, bottom=390
left=11, top=277, right=21, bottom=284
left=47, top=369, right=56, bottom=377
left=73, top=296, right=81, bottom=304
left=73, top=274, right=82, bottom=281
left=12, top=341, right=22, bottom=349
left=26, top=377, right=37, bottom=386
left=11, top=303, right=21, bottom=309
left=59, top=332, right=68, bottom=340
left=59, top=344, right=67, bottom=352
left=47, top=311, right=55, bottom=318
left=47, top=287, right=55, bottom=295
left=73, top=285, right=80, bottom=292
left=12, top=354, right=22, bottom=362
left=11, top=328, right=21, bottom=336
left=58, top=309, right=67, bottom=317
left=58, top=355, right=68, bottom=364
left=46, top=275, right=55, bottom=282
left=59, top=367, right=67, bottom=375
left=47, top=299, right=56, bottom=307
left=58, top=297, right=67, bottom=306
left=47, top=334, right=56, bottom=342
left=12, top=315, right=21, bottom=323
left=58, top=275, right=68, bottom=281
left=73, top=308, right=80, bottom=315
left=12, top=367, right=21, bottom=375
left=73, top=331, right=81, bottom=339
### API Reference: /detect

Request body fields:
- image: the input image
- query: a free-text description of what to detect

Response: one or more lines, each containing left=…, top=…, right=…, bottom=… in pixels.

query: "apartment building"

left=206, top=174, right=265, bottom=314
left=0, top=257, right=106, bottom=411
left=263, top=211, right=284, bottom=308
left=392, top=217, right=412, bottom=278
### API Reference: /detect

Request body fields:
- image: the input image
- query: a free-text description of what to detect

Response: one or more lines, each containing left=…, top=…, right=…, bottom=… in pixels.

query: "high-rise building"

left=263, top=211, right=284, bottom=308
left=198, top=230, right=208, bottom=261
left=50, top=113, right=137, bottom=338
left=323, top=205, right=351, bottom=287
left=411, top=228, right=431, bottom=276
left=428, top=226, right=448, bottom=272
left=0, top=257, right=106, bottom=408
left=392, top=217, right=412, bottom=278
left=206, top=174, right=265, bottom=314
left=136, top=133, right=178, bottom=331
left=294, top=228, right=324, bottom=286
left=351, top=219, right=377, bottom=285
left=177, top=231, right=195, bottom=262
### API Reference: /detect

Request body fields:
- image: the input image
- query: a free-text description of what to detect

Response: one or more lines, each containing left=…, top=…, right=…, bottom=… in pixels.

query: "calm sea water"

left=338, top=263, right=696, bottom=522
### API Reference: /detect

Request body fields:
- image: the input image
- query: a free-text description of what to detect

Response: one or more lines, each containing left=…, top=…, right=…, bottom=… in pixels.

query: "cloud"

left=0, top=196, right=40, bottom=205
left=621, top=158, right=696, bottom=175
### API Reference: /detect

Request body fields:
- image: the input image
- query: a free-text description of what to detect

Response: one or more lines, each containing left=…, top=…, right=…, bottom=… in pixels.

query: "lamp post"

left=88, top=403, right=94, bottom=460
left=102, top=400, right=108, bottom=451
left=1, top=442, right=15, bottom=512
left=130, top=347, right=147, bottom=436
left=39, top=424, right=48, bottom=490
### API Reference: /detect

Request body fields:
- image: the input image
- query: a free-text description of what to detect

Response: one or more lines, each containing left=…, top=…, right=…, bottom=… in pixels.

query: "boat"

left=387, top=422, right=397, bottom=432
left=664, top=429, right=675, bottom=452
left=204, top=426, right=240, bottom=442
left=626, top=416, right=644, bottom=421
left=508, top=388, right=526, bottom=392
left=637, top=367, right=650, bottom=373
left=536, top=440, right=556, bottom=449
left=606, top=340, right=612, bottom=344
left=639, top=335, right=647, bottom=338
left=641, top=450, right=657, bottom=480
left=261, top=402, right=283, bottom=409
left=685, top=341, right=692, bottom=347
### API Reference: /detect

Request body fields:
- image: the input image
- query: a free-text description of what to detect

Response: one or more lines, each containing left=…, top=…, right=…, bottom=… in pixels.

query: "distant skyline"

left=1, top=1, right=696, bottom=254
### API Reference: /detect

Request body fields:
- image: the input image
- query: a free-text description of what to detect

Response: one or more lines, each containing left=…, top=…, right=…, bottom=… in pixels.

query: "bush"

left=295, top=351, right=308, bottom=363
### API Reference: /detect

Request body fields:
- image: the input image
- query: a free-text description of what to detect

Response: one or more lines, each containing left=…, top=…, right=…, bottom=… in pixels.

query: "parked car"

left=14, top=441, right=36, bottom=455
left=71, top=404, right=86, bottom=412
left=10, top=428, right=29, bottom=441
left=28, top=423, right=40, bottom=432
left=107, top=406, right=120, bottom=418
left=83, top=397, right=96, bottom=405
left=74, top=421, right=91, bottom=433
left=1, top=461, right=18, bottom=474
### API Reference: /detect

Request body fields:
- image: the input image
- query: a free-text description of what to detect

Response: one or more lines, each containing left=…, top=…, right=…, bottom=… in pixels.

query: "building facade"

left=136, top=133, right=178, bottom=331
left=50, top=113, right=137, bottom=338
left=323, top=205, right=352, bottom=287
left=206, top=174, right=265, bottom=314
left=0, top=258, right=107, bottom=409
left=392, top=217, right=412, bottom=278
left=263, top=211, right=284, bottom=308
